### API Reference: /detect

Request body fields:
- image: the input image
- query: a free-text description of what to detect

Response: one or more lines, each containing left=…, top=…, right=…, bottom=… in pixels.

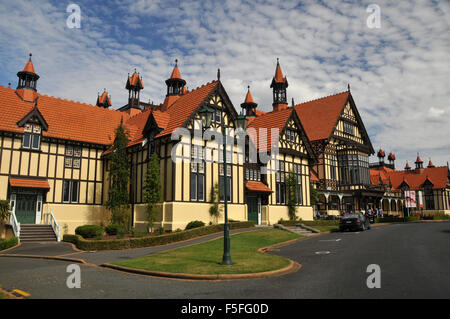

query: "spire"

left=165, top=59, right=186, bottom=97
left=270, top=58, right=288, bottom=112
left=125, top=69, right=144, bottom=109
left=415, top=152, right=423, bottom=169
left=241, top=85, right=258, bottom=117
left=405, top=161, right=411, bottom=170
left=427, top=158, right=435, bottom=168
left=96, top=89, right=112, bottom=108
left=377, top=148, right=385, bottom=162
left=17, top=53, right=39, bottom=92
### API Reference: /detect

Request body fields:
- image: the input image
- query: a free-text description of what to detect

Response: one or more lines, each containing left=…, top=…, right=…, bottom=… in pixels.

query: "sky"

left=0, top=0, right=449, bottom=167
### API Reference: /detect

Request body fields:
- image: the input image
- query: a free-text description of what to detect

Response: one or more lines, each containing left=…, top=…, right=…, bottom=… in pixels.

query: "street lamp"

left=199, top=105, right=233, bottom=265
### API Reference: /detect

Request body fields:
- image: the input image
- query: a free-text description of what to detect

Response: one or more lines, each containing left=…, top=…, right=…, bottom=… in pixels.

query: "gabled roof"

left=155, top=81, right=219, bottom=138
left=22, top=59, right=36, bottom=74
left=0, top=86, right=128, bottom=146
left=126, top=71, right=144, bottom=89
left=97, top=91, right=112, bottom=107
left=247, top=107, right=293, bottom=152
left=9, top=177, right=50, bottom=189
left=370, top=166, right=449, bottom=190
left=294, top=91, right=350, bottom=141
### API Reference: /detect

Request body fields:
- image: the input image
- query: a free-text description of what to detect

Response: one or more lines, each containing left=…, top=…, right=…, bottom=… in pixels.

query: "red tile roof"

left=97, top=91, right=111, bottom=106
left=9, top=178, right=50, bottom=189
left=388, top=152, right=396, bottom=161
left=170, top=65, right=182, bottom=79
left=155, top=81, right=218, bottom=138
left=310, top=170, right=319, bottom=181
left=0, top=86, right=128, bottom=145
left=370, top=166, right=448, bottom=190
left=247, top=107, right=293, bottom=152
left=245, top=181, right=273, bottom=193
left=127, top=71, right=144, bottom=89
left=377, top=149, right=385, bottom=157
left=244, top=88, right=255, bottom=104
left=294, top=91, right=349, bottom=141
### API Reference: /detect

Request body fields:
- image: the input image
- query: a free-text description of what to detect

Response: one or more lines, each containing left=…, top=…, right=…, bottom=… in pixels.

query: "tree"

left=286, top=170, right=298, bottom=221
left=143, top=152, right=162, bottom=232
left=0, top=200, right=10, bottom=223
left=106, top=123, right=130, bottom=228
left=209, top=183, right=222, bottom=224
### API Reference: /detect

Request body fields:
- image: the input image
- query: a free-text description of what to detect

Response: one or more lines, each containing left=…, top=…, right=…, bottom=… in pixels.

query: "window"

left=63, top=180, right=79, bottom=203
left=215, top=110, right=222, bottom=124
left=245, top=168, right=261, bottom=181
left=294, top=163, right=303, bottom=205
left=424, top=185, right=434, bottom=210
left=343, top=122, right=353, bottom=135
left=338, top=153, right=369, bottom=185
left=276, top=161, right=286, bottom=204
left=219, top=164, right=232, bottom=202
left=22, top=123, right=41, bottom=150
left=65, top=145, right=82, bottom=169
left=190, top=146, right=205, bottom=201
left=330, top=155, right=337, bottom=180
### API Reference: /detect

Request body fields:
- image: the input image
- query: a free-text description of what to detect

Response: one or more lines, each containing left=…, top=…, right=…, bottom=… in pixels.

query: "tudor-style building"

left=370, top=153, right=450, bottom=216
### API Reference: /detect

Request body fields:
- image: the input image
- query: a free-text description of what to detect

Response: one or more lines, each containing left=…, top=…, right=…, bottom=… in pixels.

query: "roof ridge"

left=294, top=90, right=349, bottom=108
left=37, top=92, right=125, bottom=114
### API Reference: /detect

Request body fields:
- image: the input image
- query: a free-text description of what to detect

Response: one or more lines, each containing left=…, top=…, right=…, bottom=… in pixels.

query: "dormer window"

left=343, top=122, right=354, bottom=135
left=22, top=123, right=41, bottom=150
left=286, top=129, right=295, bottom=142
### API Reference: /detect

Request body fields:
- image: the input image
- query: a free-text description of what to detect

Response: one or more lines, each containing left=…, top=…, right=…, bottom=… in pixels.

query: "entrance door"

left=247, top=196, right=259, bottom=224
left=15, top=194, right=37, bottom=224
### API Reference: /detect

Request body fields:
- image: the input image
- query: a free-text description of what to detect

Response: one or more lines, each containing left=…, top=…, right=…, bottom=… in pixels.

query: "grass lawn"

left=112, top=228, right=300, bottom=275
left=0, top=289, right=10, bottom=299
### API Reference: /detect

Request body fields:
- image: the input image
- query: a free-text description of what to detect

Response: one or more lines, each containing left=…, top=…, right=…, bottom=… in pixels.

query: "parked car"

left=339, top=213, right=371, bottom=232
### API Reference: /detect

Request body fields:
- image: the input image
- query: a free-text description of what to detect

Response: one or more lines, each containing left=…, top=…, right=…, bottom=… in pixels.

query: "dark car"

left=339, top=213, right=371, bottom=232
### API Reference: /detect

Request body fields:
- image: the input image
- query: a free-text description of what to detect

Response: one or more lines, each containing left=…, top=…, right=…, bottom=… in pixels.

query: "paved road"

left=0, top=222, right=449, bottom=299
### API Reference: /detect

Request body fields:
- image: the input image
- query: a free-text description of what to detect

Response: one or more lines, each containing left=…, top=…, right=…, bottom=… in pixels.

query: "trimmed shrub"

left=185, top=220, right=205, bottom=230
left=303, top=220, right=340, bottom=226
left=75, top=225, right=103, bottom=239
left=0, top=237, right=18, bottom=251
left=63, top=221, right=254, bottom=251
left=105, top=224, right=127, bottom=236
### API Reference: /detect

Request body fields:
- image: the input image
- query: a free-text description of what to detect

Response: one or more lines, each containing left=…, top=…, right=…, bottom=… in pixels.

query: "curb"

left=0, top=242, right=22, bottom=253
left=0, top=253, right=86, bottom=264
left=101, top=259, right=301, bottom=281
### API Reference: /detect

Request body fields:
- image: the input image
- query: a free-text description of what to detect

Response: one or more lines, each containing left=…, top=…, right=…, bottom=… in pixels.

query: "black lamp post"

left=199, top=105, right=239, bottom=265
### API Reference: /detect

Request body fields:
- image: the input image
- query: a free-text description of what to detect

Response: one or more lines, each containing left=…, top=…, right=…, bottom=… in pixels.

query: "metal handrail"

left=9, top=210, right=21, bottom=241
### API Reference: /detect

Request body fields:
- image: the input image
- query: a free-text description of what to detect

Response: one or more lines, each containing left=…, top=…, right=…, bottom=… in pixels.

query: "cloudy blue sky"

left=0, top=0, right=449, bottom=167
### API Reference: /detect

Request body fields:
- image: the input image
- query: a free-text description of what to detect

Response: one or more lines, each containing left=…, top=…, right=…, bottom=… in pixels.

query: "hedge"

left=75, top=225, right=104, bottom=239
left=375, top=216, right=419, bottom=223
left=0, top=237, right=18, bottom=251
left=63, top=221, right=254, bottom=251
left=303, top=220, right=340, bottom=226
left=185, top=220, right=205, bottom=230
left=105, top=224, right=127, bottom=236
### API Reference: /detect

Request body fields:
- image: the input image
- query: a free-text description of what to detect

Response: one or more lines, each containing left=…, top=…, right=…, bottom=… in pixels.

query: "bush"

left=0, top=237, right=18, bottom=251
left=63, top=221, right=254, bottom=251
left=75, top=225, right=103, bottom=239
left=185, top=220, right=205, bottom=230
left=303, top=220, right=340, bottom=226
left=105, top=224, right=127, bottom=236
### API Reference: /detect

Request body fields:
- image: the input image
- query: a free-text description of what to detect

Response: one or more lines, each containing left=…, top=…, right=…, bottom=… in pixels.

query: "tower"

left=126, top=69, right=144, bottom=109
left=96, top=89, right=112, bottom=108
left=16, top=53, right=40, bottom=102
left=415, top=153, right=424, bottom=170
left=388, top=152, right=395, bottom=167
left=270, top=58, right=288, bottom=112
left=161, top=59, right=186, bottom=111
left=240, top=86, right=258, bottom=117
left=165, top=59, right=186, bottom=97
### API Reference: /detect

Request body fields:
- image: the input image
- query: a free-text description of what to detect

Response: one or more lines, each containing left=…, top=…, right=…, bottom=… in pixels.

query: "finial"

left=277, top=57, right=279, bottom=65
left=217, top=68, right=221, bottom=81
left=104, top=88, right=106, bottom=92
left=8, top=82, right=11, bottom=87
left=291, top=98, right=295, bottom=106
left=175, top=59, right=178, bottom=66
left=29, top=53, right=32, bottom=61
left=348, top=83, right=350, bottom=92
left=247, top=85, right=250, bottom=91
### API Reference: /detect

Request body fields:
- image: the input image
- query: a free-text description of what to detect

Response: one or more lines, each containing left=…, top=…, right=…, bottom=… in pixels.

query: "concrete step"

left=19, top=225, right=57, bottom=242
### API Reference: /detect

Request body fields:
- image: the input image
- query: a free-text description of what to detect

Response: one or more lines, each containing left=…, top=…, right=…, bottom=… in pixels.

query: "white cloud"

left=0, top=0, right=449, bottom=166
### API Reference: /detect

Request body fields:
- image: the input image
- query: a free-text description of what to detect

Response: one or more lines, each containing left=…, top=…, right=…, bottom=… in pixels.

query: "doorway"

left=15, top=194, right=37, bottom=224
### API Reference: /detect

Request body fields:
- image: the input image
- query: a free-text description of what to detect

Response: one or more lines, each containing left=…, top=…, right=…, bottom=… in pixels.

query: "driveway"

left=0, top=222, right=449, bottom=299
